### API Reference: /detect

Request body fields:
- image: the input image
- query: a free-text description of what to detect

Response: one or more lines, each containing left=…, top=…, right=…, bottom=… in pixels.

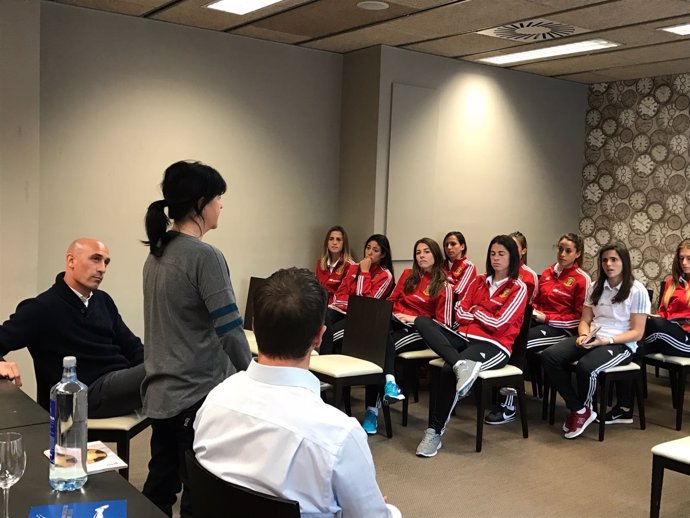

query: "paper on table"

left=43, top=440, right=127, bottom=475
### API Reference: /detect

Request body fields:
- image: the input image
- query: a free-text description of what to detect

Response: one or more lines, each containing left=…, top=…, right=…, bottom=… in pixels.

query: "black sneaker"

left=602, top=406, right=633, bottom=425
left=484, top=404, right=516, bottom=425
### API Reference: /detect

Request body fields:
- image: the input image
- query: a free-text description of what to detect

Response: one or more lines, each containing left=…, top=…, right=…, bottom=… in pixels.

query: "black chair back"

left=340, top=295, right=393, bottom=367
left=508, top=304, right=534, bottom=369
left=244, top=277, right=267, bottom=331
left=185, top=450, right=301, bottom=518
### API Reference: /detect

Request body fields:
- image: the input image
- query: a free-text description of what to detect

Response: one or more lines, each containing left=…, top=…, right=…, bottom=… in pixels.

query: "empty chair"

left=650, top=435, right=690, bottom=518
left=308, top=295, right=394, bottom=437
left=88, top=410, right=150, bottom=480
left=185, top=450, right=300, bottom=518
left=243, top=276, right=266, bottom=356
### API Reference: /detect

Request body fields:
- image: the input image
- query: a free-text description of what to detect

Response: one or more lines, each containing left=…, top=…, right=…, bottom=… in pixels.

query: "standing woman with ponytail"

left=141, top=161, right=251, bottom=517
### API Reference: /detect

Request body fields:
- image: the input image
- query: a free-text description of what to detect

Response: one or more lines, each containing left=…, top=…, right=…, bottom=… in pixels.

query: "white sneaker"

left=416, top=428, right=442, bottom=457
left=453, top=360, right=481, bottom=398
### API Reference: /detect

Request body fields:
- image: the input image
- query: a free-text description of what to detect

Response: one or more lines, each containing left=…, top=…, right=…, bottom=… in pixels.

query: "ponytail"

left=144, top=200, right=171, bottom=257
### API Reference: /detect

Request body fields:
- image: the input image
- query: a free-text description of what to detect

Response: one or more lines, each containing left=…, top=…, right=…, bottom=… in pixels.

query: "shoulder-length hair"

left=557, top=233, right=585, bottom=267
left=486, top=235, right=521, bottom=280
left=590, top=243, right=633, bottom=306
left=364, top=234, right=394, bottom=278
left=318, top=225, right=353, bottom=273
left=443, top=231, right=468, bottom=260
left=404, top=237, right=446, bottom=297
left=663, top=239, right=690, bottom=307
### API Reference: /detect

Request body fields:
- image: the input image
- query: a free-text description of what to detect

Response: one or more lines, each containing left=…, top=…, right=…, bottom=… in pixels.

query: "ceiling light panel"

left=479, top=38, right=619, bottom=65
left=206, top=0, right=284, bottom=16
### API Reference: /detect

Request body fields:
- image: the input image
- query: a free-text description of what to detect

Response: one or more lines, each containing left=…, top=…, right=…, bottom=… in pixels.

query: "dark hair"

left=253, top=268, right=328, bottom=360
left=664, top=239, right=690, bottom=307
left=557, top=233, right=585, bottom=267
left=590, top=243, right=633, bottom=305
left=486, top=235, right=521, bottom=280
left=443, top=231, right=467, bottom=260
left=318, top=226, right=353, bottom=273
left=364, top=234, right=394, bottom=277
left=404, top=238, right=446, bottom=297
left=144, top=160, right=227, bottom=257
left=509, top=231, right=528, bottom=264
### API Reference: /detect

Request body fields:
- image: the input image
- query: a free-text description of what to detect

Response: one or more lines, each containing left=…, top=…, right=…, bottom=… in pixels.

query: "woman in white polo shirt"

left=542, top=243, right=650, bottom=440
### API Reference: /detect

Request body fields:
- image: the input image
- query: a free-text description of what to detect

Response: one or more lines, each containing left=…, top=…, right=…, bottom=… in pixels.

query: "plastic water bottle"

left=49, top=356, right=88, bottom=491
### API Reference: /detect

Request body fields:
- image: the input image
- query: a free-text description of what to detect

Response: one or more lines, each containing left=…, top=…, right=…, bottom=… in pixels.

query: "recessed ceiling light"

left=659, top=23, right=690, bottom=36
left=357, top=1, right=389, bottom=10
left=206, top=0, right=283, bottom=15
left=479, top=38, right=619, bottom=65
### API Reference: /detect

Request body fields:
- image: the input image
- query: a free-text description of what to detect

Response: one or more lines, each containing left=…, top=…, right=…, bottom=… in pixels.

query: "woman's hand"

left=533, top=310, right=546, bottom=323
left=395, top=313, right=417, bottom=325
left=359, top=257, right=372, bottom=273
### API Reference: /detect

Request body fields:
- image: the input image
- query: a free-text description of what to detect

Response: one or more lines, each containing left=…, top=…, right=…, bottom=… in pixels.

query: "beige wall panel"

left=0, top=0, right=41, bottom=400
left=375, top=47, right=588, bottom=272
left=39, top=3, right=343, bottom=336
left=55, top=0, right=166, bottom=16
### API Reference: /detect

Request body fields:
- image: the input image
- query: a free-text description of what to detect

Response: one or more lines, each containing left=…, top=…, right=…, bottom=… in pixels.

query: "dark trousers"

left=644, top=316, right=690, bottom=357
left=87, top=363, right=146, bottom=418
left=142, top=398, right=205, bottom=518
left=416, top=316, right=509, bottom=432
left=364, top=320, right=426, bottom=408
left=542, top=337, right=632, bottom=411
left=526, top=323, right=571, bottom=351
left=320, top=309, right=346, bottom=355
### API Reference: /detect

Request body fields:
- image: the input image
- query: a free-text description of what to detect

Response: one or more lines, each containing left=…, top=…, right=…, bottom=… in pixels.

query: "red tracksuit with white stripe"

left=444, top=257, right=477, bottom=303
left=388, top=269, right=453, bottom=326
left=454, top=275, right=528, bottom=356
left=533, top=264, right=591, bottom=331
left=331, top=263, right=394, bottom=311
left=658, top=278, right=690, bottom=329
left=315, top=257, right=355, bottom=304
left=519, top=262, right=539, bottom=304
left=643, top=277, right=690, bottom=357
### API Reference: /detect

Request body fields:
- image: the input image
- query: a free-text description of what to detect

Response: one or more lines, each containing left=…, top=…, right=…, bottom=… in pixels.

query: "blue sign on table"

left=28, top=499, right=126, bottom=518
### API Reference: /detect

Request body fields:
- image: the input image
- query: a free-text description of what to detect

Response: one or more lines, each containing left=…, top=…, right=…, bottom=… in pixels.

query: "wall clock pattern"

left=581, top=74, right=690, bottom=304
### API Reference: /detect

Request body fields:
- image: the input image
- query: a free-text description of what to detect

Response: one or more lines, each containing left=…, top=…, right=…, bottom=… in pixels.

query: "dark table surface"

left=0, top=380, right=50, bottom=430
left=1, top=383, right=166, bottom=517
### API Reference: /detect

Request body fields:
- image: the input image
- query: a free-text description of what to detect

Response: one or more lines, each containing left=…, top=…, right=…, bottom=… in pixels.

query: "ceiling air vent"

left=476, top=18, right=589, bottom=42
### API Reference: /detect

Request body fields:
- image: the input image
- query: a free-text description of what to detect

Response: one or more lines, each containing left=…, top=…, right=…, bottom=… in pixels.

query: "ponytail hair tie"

left=148, top=199, right=168, bottom=212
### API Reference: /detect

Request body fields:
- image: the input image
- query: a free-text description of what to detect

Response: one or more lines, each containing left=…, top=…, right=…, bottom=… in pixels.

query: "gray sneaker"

left=453, top=359, right=481, bottom=398
left=416, top=428, right=442, bottom=457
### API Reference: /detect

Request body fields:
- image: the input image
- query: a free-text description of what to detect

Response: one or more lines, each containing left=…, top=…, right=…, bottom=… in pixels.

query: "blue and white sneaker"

left=362, top=409, right=378, bottom=435
left=383, top=381, right=405, bottom=404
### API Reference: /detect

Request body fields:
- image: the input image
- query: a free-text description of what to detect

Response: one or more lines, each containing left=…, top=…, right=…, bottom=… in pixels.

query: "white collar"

left=68, top=286, right=92, bottom=307
left=486, top=276, right=510, bottom=288
left=247, top=360, right=321, bottom=396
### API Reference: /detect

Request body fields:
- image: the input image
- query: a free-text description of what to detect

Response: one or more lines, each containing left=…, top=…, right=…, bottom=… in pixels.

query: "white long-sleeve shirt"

left=193, top=360, right=401, bottom=518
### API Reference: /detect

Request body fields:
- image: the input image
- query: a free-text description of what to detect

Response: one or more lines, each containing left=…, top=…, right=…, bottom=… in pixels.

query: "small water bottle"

left=49, top=356, right=88, bottom=491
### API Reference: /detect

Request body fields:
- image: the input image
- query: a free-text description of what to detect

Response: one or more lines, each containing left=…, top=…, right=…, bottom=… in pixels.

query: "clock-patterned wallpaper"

left=581, top=73, right=690, bottom=305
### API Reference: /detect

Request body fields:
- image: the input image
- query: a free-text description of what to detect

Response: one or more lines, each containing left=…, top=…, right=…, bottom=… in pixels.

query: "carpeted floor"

left=125, top=374, right=690, bottom=517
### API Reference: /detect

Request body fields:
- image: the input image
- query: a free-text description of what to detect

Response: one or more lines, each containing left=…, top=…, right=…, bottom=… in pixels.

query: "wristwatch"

left=608, top=337, right=614, bottom=345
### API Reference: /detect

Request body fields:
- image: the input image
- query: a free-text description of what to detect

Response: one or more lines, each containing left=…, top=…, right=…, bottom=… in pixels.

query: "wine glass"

left=0, top=432, right=26, bottom=518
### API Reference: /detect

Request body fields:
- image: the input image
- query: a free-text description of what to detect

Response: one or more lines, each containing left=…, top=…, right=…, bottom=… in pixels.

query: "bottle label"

left=53, top=444, right=83, bottom=468
left=49, top=399, right=56, bottom=463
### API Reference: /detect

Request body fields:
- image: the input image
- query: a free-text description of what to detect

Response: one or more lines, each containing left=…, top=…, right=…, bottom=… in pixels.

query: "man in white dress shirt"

left=193, top=267, right=401, bottom=518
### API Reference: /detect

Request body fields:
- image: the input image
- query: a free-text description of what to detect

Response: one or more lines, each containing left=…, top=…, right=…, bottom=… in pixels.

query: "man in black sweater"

left=0, top=238, right=145, bottom=418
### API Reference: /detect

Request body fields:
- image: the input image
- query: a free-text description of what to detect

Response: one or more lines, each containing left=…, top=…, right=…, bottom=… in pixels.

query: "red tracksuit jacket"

left=331, top=263, right=394, bottom=311
left=388, top=269, right=453, bottom=327
left=533, top=263, right=591, bottom=331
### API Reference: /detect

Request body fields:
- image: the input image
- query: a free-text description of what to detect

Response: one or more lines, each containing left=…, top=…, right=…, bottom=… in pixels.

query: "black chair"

left=185, top=450, right=301, bottom=518
left=650, top=436, right=690, bottom=518
left=643, top=353, right=690, bottom=431
left=428, top=305, right=533, bottom=452
left=244, top=276, right=266, bottom=356
left=308, top=295, right=394, bottom=437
